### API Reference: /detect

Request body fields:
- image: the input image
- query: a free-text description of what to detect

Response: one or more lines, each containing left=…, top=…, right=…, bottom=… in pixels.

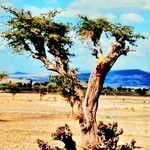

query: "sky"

left=0, top=0, right=150, bottom=74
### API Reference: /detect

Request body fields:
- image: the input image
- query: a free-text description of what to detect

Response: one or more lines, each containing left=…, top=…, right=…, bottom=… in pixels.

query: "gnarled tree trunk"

left=80, top=41, right=122, bottom=149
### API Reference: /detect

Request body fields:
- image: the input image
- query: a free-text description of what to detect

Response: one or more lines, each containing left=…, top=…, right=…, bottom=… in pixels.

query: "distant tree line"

left=0, top=80, right=149, bottom=97
left=102, top=86, right=149, bottom=96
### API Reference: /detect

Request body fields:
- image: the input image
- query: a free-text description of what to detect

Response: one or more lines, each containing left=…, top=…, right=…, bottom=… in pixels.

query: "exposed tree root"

left=37, top=122, right=136, bottom=150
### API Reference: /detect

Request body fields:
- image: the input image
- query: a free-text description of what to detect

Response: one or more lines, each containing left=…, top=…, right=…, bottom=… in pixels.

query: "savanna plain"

left=0, top=93, right=150, bottom=150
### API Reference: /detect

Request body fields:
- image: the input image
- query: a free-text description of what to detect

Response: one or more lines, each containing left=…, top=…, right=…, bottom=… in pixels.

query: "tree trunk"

left=71, top=106, right=74, bottom=115
left=80, top=41, right=122, bottom=149
left=81, top=65, right=108, bottom=149
left=12, top=93, right=16, bottom=100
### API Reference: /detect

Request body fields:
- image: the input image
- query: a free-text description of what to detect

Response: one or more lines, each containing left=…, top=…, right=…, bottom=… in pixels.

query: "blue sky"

left=0, top=0, right=150, bottom=74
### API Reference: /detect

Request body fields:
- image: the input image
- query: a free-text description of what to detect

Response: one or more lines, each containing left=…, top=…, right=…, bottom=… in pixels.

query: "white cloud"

left=24, top=5, right=53, bottom=16
left=57, top=0, right=149, bottom=21
left=60, top=8, right=117, bottom=21
left=136, top=33, right=150, bottom=56
left=14, top=0, right=149, bottom=22
left=59, top=5, right=102, bottom=19
left=105, top=13, right=117, bottom=22
left=60, top=8, right=78, bottom=18
left=120, top=13, right=145, bottom=24
left=23, top=4, right=116, bottom=21
left=67, top=0, right=150, bottom=11
left=142, top=0, right=150, bottom=11
left=55, top=0, right=150, bottom=20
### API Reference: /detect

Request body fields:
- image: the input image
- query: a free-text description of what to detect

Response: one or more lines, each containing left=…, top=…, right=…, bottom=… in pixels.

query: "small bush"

left=135, top=88, right=148, bottom=96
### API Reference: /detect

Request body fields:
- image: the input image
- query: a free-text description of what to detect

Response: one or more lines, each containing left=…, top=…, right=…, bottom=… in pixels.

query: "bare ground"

left=0, top=93, right=150, bottom=150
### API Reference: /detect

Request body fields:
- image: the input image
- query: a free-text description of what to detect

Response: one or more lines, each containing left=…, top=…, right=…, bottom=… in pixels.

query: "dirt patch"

left=0, top=93, right=149, bottom=150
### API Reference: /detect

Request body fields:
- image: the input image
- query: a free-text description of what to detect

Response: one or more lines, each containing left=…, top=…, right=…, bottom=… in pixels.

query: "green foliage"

left=32, top=85, right=40, bottom=93
left=135, top=88, right=148, bottom=96
left=50, top=74, right=75, bottom=97
left=49, top=74, right=80, bottom=112
left=39, top=85, right=47, bottom=94
left=0, top=72, right=8, bottom=81
left=117, top=86, right=126, bottom=92
left=77, top=16, right=111, bottom=35
left=32, top=84, right=47, bottom=93
left=7, top=82, right=20, bottom=93
left=0, top=83, right=8, bottom=91
left=1, top=5, right=73, bottom=61
left=77, top=15, right=146, bottom=55
left=111, top=23, right=146, bottom=45
left=0, top=82, right=21, bottom=92
left=77, top=16, right=111, bottom=44
left=77, top=16, right=145, bottom=42
left=39, top=85, right=48, bottom=100
left=32, top=84, right=48, bottom=100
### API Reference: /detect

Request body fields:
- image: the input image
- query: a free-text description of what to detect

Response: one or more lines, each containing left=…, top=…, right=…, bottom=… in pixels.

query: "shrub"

left=135, top=88, right=148, bottom=96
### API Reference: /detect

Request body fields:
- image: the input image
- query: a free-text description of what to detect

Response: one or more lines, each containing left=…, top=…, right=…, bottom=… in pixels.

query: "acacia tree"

left=49, top=74, right=80, bottom=114
left=32, top=84, right=48, bottom=100
left=1, top=6, right=145, bottom=149
left=7, top=81, right=20, bottom=100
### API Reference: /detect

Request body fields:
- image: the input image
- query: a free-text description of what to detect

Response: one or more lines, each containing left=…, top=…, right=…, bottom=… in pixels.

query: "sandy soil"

left=0, top=93, right=150, bottom=150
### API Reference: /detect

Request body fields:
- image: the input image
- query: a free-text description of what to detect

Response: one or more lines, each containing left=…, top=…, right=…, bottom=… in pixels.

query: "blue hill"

left=108, top=69, right=149, bottom=76
left=11, top=69, right=150, bottom=88
left=13, top=71, right=28, bottom=75
left=77, top=69, right=150, bottom=88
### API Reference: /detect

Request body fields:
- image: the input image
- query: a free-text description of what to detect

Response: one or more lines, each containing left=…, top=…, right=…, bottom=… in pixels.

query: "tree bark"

left=81, top=63, right=108, bottom=149
left=81, top=41, right=122, bottom=149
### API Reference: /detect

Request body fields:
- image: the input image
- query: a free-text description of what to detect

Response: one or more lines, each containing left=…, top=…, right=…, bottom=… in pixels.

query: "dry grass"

left=0, top=93, right=150, bottom=150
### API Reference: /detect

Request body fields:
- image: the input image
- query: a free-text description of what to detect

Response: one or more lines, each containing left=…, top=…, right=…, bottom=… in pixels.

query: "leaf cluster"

left=7, top=82, right=20, bottom=93
left=135, top=88, right=148, bottom=96
left=77, top=16, right=146, bottom=47
left=0, top=72, right=8, bottom=80
left=111, top=24, right=146, bottom=46
left=0, top=83, right=8, bottom=91
left=1, top=5, right=73, bottom=59
left=49, top=74, right=75, bottom=97
left=77, top=16, right=111, bottom=43
left=32, top=84, right=47, bottom=93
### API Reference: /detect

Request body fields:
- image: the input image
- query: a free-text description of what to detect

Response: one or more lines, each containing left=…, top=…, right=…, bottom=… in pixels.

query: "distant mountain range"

left=10, top=69, right=150, bottom=88
left=13, top=71, right=29, bottom=75
left=78, top=69, right=150, bottom=88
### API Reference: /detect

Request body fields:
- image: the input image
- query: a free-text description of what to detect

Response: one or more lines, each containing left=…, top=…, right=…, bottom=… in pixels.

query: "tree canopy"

left=77, top=16, right=145, bottom=57
left=1, top=6, right=74, bottom=75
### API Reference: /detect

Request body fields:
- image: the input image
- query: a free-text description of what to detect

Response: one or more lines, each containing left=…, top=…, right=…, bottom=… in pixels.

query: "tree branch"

left=22, top=40, right=60, bottom=73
